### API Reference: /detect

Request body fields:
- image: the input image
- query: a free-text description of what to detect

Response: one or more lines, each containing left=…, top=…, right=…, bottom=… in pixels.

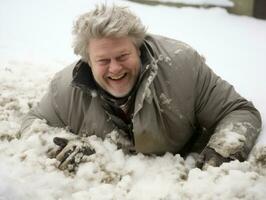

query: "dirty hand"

left=48, top=135, right=95, bottom=171
left=196, top=147, right=232, bottom=169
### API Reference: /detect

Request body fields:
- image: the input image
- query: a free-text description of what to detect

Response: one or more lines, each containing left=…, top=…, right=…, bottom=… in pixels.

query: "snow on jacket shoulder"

left=20, top=34, right=262, bottom=158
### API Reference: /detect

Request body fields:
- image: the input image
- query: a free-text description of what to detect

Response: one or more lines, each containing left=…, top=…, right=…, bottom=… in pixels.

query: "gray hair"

left=72, top=4, right=147, bottom=63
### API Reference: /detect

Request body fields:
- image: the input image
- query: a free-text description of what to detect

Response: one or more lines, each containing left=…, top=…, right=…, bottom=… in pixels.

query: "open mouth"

left=108, top=73, right=127, bottom=80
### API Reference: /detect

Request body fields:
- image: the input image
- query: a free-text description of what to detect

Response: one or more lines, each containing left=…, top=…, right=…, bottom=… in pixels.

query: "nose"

left=109, top=59, right=122, bottom=74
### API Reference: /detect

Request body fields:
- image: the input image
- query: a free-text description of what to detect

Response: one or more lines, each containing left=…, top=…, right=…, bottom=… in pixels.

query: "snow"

left=0, top=0, right=266, bottom=199
left=208, top=122, right=259, bottom=158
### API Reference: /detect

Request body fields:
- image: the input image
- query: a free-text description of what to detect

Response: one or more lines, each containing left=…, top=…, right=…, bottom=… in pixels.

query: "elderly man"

left=20, top=4, right=261, bottom=171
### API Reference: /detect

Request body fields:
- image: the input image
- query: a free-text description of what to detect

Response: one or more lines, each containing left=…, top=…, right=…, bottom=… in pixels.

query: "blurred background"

left=128, top=0, right=266, bottom=19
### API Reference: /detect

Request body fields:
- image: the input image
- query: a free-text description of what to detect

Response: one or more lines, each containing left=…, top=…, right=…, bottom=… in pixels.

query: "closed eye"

left=96, top=59, right=110, bottom=65
left=117, top=53, right=130, bottom=62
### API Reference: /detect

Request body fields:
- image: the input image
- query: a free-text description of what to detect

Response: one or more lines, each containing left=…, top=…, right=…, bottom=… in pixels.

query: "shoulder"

left=145, top=34, right=205, bottom=75
left=49, top=60, right=83, bottom=107
left=51, top=61, right=78, bottom=89
left=47, top=61, right=91, bottom=125
left=145, top=34, right=203, bottom=69
left=145, top=34, right=196, bottom=56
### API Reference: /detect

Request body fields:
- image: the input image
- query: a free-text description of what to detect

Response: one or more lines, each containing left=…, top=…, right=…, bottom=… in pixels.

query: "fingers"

left=230, top=151, right=245, bottom=162
left=196, top=147, right=235, bottom=170
left=58, top=146, right=82, bottom=171
left=55, top=144, right=95, bottom=172
left=83, top=146, right=95, bottom=155
left=53, top=137, right=68, bottom=148
left=47, top=147, right=62, bottom=159
left=205, top=157, right=221, bottom=167
left=49, top=136, right=95, bottom=172
left=56, top=144, right=76, bottom=163
left=46, top=137, right=69, bottom=159
left=195, top=154, right=205, bottom=169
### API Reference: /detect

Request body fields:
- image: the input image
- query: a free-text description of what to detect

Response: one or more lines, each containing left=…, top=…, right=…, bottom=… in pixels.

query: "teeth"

left=109, top=73, right=125, bottom=80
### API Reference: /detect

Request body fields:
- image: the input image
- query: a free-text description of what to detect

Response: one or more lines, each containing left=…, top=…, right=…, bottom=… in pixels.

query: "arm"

left=18, top=62, right=79, bottom=137
left=193, top=50, right=261, bottom=162
left=18, top=81, right=66, bottom=137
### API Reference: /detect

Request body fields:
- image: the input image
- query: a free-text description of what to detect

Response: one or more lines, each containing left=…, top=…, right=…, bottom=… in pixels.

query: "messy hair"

left=72, top=4, right=147, bottom=63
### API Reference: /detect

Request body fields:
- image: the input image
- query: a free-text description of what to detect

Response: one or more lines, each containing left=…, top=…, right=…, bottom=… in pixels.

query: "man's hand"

left=196, top=147, right=233, bottom=169
left=48, top=135, right=95, bottom=172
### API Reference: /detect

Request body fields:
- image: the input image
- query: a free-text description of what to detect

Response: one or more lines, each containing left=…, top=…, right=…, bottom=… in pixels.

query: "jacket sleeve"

left=18, top=78, right=66, bottom=137
left=193, top=50, right=262, bottom=160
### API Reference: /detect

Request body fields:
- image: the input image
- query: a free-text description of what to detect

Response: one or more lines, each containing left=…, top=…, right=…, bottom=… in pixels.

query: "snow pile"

left=0, top=119, right=266, bottom=199
left=181, top=159, right=266, bottom=199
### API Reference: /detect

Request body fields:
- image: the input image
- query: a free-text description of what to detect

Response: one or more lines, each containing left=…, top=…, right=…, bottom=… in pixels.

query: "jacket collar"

left=133, top=37, right=159, bottom=115
left=71, top=60, right=97, bottom=93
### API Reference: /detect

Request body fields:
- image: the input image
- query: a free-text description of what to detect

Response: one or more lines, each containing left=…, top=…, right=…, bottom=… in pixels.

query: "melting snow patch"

left=160, top=93, right=172, bottom=105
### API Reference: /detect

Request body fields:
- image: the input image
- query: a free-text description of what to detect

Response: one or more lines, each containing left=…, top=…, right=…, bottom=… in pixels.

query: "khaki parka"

left=20, top=34, right=261, bottom=159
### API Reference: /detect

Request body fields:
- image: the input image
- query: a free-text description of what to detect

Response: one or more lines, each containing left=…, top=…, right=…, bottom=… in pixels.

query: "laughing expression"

left=88, top=37, right=141, bottom=97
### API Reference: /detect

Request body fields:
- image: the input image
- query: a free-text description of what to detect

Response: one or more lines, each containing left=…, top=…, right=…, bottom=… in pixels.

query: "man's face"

left=88, top=37, right=141, bottom=97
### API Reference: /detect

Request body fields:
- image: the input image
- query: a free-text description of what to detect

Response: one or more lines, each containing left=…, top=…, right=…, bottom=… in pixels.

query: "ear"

left=86, top=45, right=92, bottom=66
left=87, top=58, right=92, bottom=66
left=137, top=48, right=141, bottom=57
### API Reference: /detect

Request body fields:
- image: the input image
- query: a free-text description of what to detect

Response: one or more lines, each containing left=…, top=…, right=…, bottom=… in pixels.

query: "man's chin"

left=110, top=92, right=129, bottom=98
left=108, top=89, right=131, bottom=98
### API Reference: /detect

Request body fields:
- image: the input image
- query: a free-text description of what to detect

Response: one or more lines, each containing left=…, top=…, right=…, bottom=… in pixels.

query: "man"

left=20, top=4, right=261, bottom=171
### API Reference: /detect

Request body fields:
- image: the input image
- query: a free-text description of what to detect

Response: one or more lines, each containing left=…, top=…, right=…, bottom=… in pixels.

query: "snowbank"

left=0, top=116, right=265, bottom=199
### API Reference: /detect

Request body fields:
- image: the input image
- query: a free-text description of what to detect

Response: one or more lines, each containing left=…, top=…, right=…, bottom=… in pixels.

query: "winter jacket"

left=20, top=34, right=261, bottom=159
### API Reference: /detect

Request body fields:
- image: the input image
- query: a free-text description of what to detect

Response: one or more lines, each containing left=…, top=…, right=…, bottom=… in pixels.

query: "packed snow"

left=0, top=0, right=266, bottom=199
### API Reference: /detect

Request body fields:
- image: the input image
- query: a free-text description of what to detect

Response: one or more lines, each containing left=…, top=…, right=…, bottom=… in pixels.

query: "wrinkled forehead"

left=87, top=37, right=139, bottom=58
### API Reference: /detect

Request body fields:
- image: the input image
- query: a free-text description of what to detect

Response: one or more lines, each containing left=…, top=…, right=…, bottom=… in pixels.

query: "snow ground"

left=0, top=0, right=266, bottom=199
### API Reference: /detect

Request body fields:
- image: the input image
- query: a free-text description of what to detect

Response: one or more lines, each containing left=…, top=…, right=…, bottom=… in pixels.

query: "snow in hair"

left=72, top=4, right=147, bottom=63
